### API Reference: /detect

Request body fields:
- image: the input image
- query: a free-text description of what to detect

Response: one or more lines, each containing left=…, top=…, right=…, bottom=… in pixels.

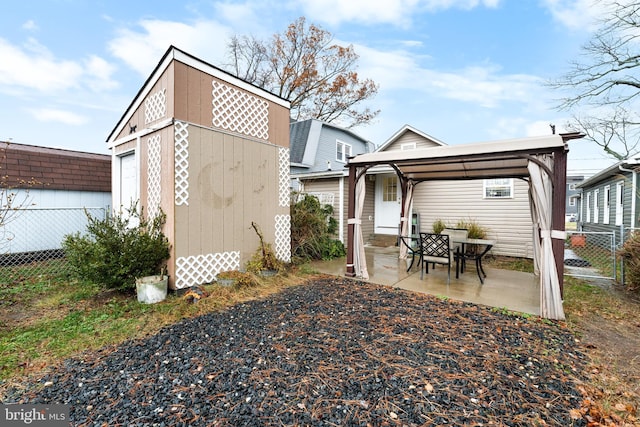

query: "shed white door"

left=374, top=174, right=401, bottom=234
left=119, top=152, right=137, bottom=212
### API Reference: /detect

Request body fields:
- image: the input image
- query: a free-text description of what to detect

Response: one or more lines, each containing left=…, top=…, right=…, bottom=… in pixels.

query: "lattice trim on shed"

left=175, top=251, right=241, bottom=289
left=275, top=214, right=291, bottom=262
left=174, top=121, right=189, bottom=206
left=278, top=147, right=290, bottom=207
left=147, top=134, right=162, bottom=219
left=212, top=80, right=269, bottom=140
left=145, top=88, right=166, bottom=124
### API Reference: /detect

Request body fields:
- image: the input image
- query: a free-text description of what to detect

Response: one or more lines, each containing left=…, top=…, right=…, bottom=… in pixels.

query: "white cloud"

left=28, top=108, right=88, bottom=125
left=357, top=44, right=542, bottom=108
left=108, top=19, right=233, bottom=76
left=22, top=20, right=38, bottom=31
left=0, top=38, right=118, bottom=95
left=84, top=55, right=119, bottom=91
left=299, top=0, right=500, bottom=26
left=541, top=0, right=603, bottom=31
left=0, top=38, right=83, bottom=92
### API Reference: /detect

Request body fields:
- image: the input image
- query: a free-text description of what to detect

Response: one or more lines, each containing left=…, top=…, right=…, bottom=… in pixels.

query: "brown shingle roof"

left=0, top=142, right=111, bottom=192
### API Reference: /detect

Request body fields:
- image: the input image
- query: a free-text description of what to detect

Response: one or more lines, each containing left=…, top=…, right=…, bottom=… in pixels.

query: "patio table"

left=452, top=238, right=496, bottom=284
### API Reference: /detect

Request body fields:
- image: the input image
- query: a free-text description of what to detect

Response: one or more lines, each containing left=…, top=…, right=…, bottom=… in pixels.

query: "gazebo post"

left=553, top=145, right=568, bottom=296
left=346, top=162, right=356, bottom=277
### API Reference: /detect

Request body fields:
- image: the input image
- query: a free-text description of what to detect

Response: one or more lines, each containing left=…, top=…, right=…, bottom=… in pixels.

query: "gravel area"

left=4, top=277, right=587, bottom=426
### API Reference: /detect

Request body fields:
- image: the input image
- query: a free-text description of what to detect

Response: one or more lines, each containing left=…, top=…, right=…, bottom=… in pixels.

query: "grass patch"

left=0, top=264, right=311, bottom=383
left=483, top=255, right=534, bottom=273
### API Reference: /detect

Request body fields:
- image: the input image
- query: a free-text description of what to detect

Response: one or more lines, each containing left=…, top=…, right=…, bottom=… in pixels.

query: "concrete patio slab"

left=309, top=246, right=540, bottom=316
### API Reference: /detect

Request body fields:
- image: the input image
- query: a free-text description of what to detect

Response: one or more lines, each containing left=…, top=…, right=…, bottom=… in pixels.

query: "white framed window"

left=483, top=178, right=513, bottom=198
left=593, top=189, right=600, bottom=223
left=382, top=176, right=398, bottom=202
left=603, top=185, right=611, bottom=224
left=616, top=181, right=624, bottom=226
left=586, top=192, right=591, bottom=223
left=569, top=197, right=576, bottom=207
left=336, top=140, right=352, bottom=163
left=401, top=142, right=416, bottom=150
left=569, top=183, right=577, bottom=190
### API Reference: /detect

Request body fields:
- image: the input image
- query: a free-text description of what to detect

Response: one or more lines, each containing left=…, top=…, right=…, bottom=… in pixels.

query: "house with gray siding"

left=290, top=118, right=374, bottom=242
left=575, top=158, right=640, bottom=236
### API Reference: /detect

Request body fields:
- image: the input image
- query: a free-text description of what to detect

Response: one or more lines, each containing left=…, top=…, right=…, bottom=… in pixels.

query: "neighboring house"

left=291, top=118, right=374, bottom=243
left=0, top=141, right=111, bottom=255
left=575, top=158, right=640, bottom=236
left=371, top=126, right=535, bottom=258
left=566, top=174, right=584, bottom=221
left=296, top=123, right=541, bottom=258
left=106, top=46, right=291, bottom=290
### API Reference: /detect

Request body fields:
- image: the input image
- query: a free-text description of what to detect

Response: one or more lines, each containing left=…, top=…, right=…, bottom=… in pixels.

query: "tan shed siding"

left=173, top=61, right=212, bottom=128
left=115, top=63, right=174, bottom=141
left=386, top=132, right=441, bottom=151
left=114, top=140, right=136, bottom=155
left=412, top=179, right=533, bottom=258
left=268, top=103, right=291, bottom=148
left=136, top=127, right=177, bottom=285
left=173, top=126, right=286, bottom=288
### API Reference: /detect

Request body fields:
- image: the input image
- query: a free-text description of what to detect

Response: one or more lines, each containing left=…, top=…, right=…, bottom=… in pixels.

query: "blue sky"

left=0, top=0, right=617, bottom=175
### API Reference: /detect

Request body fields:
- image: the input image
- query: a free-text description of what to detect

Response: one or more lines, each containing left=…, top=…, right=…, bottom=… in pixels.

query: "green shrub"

left=62, top=205, right=170, bottom=291
left=618, top=232, right=640, bottom=294
left=290, top=193, right=345, bottom=262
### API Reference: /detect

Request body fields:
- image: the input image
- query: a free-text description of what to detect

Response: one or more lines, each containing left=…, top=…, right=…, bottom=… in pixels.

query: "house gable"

left=377, top=125, right=446, bottom=152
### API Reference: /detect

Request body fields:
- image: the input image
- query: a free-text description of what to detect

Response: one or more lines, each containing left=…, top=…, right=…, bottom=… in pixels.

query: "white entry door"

left=374, top=174, right=401, bottom=234
left=119, top=152, right=138, bottom=213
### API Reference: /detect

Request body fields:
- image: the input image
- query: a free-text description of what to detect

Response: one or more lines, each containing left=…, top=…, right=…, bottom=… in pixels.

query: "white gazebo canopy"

left=345, top=132, right=583, bottom=320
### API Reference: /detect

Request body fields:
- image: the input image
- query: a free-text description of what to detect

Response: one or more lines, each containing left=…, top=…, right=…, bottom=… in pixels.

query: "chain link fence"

left=565, top=230, right=617, bottom=280
left=0, top=207, right=106, bottom=280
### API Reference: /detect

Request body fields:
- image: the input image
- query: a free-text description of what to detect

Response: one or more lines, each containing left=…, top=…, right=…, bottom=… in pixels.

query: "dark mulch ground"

left=4, top=277, right=588, bottom=426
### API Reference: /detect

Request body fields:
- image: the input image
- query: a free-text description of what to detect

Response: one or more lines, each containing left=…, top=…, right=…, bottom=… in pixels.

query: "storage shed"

left=106, top=46, right=291, bottom=289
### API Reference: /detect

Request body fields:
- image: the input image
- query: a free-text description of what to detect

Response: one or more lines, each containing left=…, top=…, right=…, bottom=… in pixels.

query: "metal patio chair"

left=398, top=235, right=421, bottom=272
left=419, top=232, right=451, bottom=283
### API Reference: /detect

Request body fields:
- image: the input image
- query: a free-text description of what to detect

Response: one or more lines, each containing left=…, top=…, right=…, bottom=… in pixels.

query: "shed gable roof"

left=0, top=142, right=111, bottom=192
left=106, top=45, right=290, bottom=144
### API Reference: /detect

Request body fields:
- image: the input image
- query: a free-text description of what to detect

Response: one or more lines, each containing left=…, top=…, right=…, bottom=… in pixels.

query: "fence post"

left=620, top=224, right=625, bottom=285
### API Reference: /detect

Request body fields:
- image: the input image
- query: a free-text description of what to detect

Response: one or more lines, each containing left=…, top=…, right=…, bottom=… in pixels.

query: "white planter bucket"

left=136, top=275, right=168, bottom=304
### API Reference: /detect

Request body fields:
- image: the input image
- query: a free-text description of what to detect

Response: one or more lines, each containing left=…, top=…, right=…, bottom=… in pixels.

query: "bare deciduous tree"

left=225, top=17, right=379, bottom=128
left=566, top=107, right=640, bottom=160
left=551, top=1, right=640, bottom=159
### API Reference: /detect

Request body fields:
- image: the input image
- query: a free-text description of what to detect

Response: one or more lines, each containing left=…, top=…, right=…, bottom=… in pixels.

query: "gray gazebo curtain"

left=527, top=154, right=565, bottom=320
left=350, top=169, right=369, bottom=279
left=399, top=180, right=415, bottom=259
